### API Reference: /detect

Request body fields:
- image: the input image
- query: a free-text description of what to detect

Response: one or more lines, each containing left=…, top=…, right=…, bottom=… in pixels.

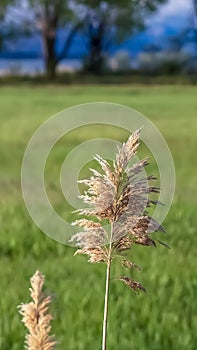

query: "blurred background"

left=0, top=0, right=197, bottom=81
left=0, top=1, right=196, bottom=350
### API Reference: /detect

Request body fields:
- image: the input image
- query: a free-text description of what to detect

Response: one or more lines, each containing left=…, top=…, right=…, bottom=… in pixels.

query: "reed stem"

left=102, top=223, right=114, bottom=350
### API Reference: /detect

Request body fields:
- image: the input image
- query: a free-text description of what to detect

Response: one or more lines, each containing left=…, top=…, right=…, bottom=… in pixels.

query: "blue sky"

left=115, top=0, right=195, bottom=57
left=155, top=0, right=192, bottom=17
left=146, top=0, right=194, bottom=40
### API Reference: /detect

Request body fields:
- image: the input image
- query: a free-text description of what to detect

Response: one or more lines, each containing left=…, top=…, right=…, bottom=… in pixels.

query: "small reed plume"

left=18, top=270, right=56, bottom=350
left=70, top=129, right=167, bottom=350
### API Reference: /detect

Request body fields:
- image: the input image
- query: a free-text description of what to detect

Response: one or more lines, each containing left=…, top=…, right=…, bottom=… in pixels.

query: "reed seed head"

left=18, top=270, right=56, bottom=350
left=71, top=129, right=166, bottom=292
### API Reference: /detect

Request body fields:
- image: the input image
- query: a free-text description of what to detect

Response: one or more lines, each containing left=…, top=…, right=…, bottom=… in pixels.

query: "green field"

left=0, top=85, right=196, bottom=350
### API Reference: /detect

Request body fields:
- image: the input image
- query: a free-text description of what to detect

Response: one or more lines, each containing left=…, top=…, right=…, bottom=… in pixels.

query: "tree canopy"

left=1, top=0, right=168, bottom=76
left=78, top=0, right=167, bottom=72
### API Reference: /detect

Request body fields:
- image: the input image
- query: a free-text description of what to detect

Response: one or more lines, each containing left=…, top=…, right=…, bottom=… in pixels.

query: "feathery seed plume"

left=70, top=128, right=167, bottom=350
left=71, top=129, right=165, bottom=275
left=18, top=270, right=56, bottom=350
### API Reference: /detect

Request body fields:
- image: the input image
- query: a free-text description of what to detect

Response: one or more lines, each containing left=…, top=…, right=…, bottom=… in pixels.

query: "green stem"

left=102, top=257, right=111, bottom=350
left=102, top=223, right=114, bottom=350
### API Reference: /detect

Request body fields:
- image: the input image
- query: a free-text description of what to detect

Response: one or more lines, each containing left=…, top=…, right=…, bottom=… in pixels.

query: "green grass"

left=0, top=85, right=196, bottom=349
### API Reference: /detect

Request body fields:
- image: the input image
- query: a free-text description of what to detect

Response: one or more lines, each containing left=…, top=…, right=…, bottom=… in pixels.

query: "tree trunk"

left=43, top=32, right=57, bottom=79
left=38, top=4, right=81, bottom=79
left=87, top=22, right=104, bottom=74
left=40, top=3, right=58, bottom=79
left=88, top=37, right=103, bottom=73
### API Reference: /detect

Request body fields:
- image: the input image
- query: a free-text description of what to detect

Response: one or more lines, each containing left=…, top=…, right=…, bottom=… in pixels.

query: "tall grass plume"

left=70, top=129, right=166, bottom=350
left=18, top=270, right=56, bottom=350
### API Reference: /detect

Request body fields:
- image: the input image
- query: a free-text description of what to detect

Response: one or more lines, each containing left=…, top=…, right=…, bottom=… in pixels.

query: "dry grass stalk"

left=18, top=270, right=56, bottom=350
left=70, top=129, right=166, bottom=350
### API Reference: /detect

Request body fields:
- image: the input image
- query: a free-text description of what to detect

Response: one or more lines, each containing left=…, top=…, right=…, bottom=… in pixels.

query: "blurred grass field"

left=0, top=85, right=196, bottom=350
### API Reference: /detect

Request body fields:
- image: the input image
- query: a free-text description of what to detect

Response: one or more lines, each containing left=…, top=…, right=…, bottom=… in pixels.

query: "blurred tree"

left=0, top=0, right=9, bottom=21
left=0, top=0, right=11, bottom=20
left=164, top=1, right=197, bottom=75
left=194, top=0, right=197, bottom=18
left=0, top=0, right=14, bottom=49
left=1, top=0, right=168, bottom=77
left=27, top=0, right=82, bottom=78
left=79, top=0, right=168, bottom=73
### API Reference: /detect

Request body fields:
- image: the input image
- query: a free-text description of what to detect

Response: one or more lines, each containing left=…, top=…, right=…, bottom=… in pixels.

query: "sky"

left=159, top=0, right=193, bottom=17
left=113, top=0, right=196, bottom=57
left=148, top=0, right=194, bottom=33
